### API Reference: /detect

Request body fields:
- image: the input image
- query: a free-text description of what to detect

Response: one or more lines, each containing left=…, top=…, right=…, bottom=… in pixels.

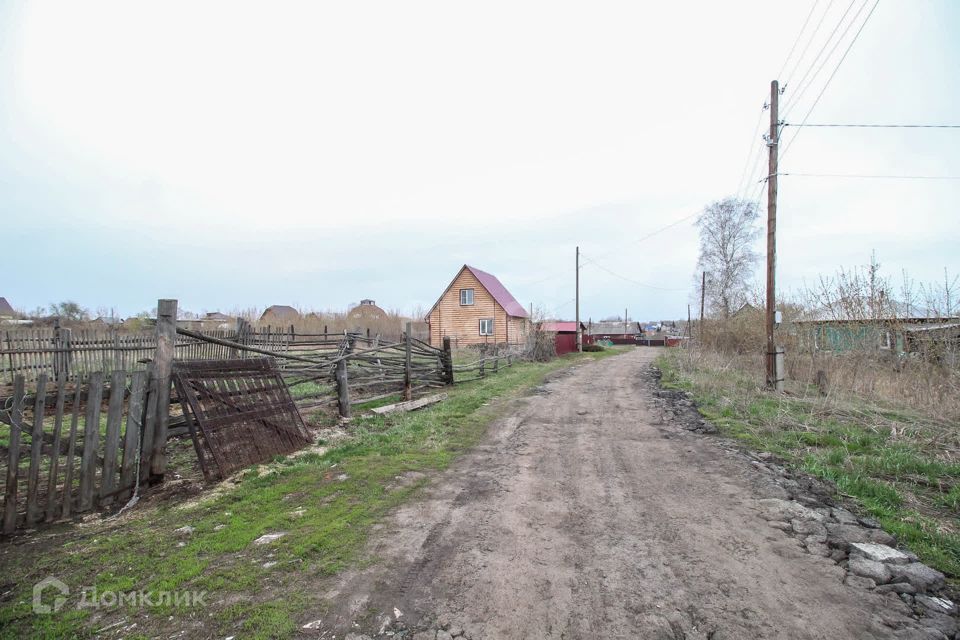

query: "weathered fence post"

left=479, top=356, right=486, bottom=378
left=52, top=318, right=63, bottom=379
left=335, top=358, right=351, bottom=419
left=442, top=337, right=454, bottom=385
left=3, top=376, right=25, bottom=534
left=404, top=322, right=412, bottom=401
left=149, top=299, right=177, bottom=480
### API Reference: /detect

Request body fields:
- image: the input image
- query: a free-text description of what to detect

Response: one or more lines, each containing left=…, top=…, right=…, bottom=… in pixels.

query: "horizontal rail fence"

left=177, top=327, right=454, bottom=419
left=1, top=370, right=153, bottom=534
left=452, top=344, right=522, bottom=383
left=0, top=326, right=324, bottom=388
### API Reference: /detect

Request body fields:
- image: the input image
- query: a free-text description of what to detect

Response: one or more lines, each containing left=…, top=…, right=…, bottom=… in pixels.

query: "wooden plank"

left=335, top=359, right=351, bottom=419
left=370, top=393, right=447, bottom=415
left=78, top=371, right=104, bottom=512
left=118, top=370, right=148, bottom=496
left=25, top=374, right=49, bottom=525
left=99, top=370, right=126, bottom=504
left=61, top=383, right=82, bottom=518
left=2, top=376, right=25, bottom=534
left=45, top=375, right=68, bottom=522
left=139, top=368, right=158, bottom=482
left=150, top=299, right=177, bottom=477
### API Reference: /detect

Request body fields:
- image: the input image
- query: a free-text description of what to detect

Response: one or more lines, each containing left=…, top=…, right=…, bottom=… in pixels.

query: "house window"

left=460, top=289, right=474, bottom=305
left=880, top=331, right=892, bottom=349
left=479, top=318, right=494, bottom=336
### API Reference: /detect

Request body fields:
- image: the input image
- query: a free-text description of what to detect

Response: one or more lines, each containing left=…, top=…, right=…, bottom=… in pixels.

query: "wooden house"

left=426, top=265, right=528, bottom=346
left=0, top=297, right=16, bottom=320
left=260, top=305, right=300, bottom=326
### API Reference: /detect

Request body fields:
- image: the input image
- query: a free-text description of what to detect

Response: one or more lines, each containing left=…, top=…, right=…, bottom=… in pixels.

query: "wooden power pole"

left=766, top=80, right=780, bottom=390
left=575, top=246, right=582, bottom=352
left=699, top=271, right=706, bottom=340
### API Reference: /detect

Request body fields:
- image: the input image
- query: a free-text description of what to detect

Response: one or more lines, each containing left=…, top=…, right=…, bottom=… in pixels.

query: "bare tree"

left=48, top=301, right=90, bottom=322
left=695, top=197, right=760, bottom=317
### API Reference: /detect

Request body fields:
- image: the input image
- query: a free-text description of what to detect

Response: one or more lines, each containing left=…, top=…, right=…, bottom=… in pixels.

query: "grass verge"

left=0, top=349, right=618, bottom=640
left=656, top=349, right=960, bottom=584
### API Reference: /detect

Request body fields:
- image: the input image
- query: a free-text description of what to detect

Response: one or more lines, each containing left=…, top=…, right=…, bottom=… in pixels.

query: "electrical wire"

left=782, top=0, right=836, bottom=90
left=783, top=122, right=960, bottom=129
left=781, top=0, right=862, bottom=120
left=781, top=172, right=960, bottom=180
left=579, top=253, right=689, bottom=292
left=777, top=0, right=822, bottom=84
left=734, top=104, right=770, bottom=199
left=780, top=0, right=881, bottom=161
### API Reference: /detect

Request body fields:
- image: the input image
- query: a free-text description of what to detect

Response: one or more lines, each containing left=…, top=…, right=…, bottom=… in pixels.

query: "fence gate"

left=172, top=358, right=312, bottom=479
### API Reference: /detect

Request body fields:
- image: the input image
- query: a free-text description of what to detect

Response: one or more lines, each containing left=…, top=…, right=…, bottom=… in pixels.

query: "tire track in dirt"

left=303, top=349, right=940, bottom=640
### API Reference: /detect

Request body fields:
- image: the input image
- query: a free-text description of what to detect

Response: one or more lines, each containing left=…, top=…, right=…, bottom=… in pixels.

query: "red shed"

left=542, top=321, right=591, bottom=355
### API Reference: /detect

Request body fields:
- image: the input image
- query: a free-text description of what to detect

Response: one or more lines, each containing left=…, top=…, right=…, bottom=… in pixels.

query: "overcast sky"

left=2, top=1, right=957, bottom=321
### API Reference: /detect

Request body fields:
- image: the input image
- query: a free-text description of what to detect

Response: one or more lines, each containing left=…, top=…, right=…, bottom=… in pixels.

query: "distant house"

left=587, top=320, right=641, bottom=339
left=425, top=265, right=529, bottom=346
left=91, top=315, right=123, bottom=328
left=202, top=312, right=233, bottom=330
left=731, top=302, right=760, bottom=318
left=347, top=299, right=387, bottom=324
left=793, top=315, right=960, bottom=357
left=0, top=297, right=16, bottom=319
left=541, top=321, right=591, bottom=356
left=260, top=305, right=300, bottom=325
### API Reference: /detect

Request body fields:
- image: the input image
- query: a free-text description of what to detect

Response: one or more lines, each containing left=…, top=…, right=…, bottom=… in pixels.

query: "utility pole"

left=699, top=271, right=706, bottom=341
left=624, top=307, right=628, bottom=336
left=766, top=80, right=781, bottom=390
left=575, top=246, right=581, bottom=352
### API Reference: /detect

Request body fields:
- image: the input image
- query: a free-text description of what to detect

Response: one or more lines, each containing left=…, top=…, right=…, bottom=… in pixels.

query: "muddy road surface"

left=306, top=348, right=937, bottom=640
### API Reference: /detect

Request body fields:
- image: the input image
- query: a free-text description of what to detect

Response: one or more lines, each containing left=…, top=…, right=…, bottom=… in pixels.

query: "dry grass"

left=660, top=345, right=960, bottom=580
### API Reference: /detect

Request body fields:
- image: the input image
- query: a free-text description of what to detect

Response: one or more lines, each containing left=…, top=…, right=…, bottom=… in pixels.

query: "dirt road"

left=309, top=349, right=935, bottom=639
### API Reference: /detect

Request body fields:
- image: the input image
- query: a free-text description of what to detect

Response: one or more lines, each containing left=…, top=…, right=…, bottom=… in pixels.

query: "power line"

left=780, top=0, right=880, bottom=161
left=735, top=103, right=770, bottom=199
left=579, top=253, right=689, bottom=292
left=781, top=0, right=861, bottom=118
left=783, top=122, right=960, bottom=129
left=782, top=0, right=836, bottom=90
left=781, top=172, right=960, bottom=180
left=585, top=209, right=701, bottom=264
left=777, top=0, right=822, bottom=83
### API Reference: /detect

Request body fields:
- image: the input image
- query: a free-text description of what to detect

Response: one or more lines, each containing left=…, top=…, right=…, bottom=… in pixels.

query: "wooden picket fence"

left=2, top=371, right=153, bottom=534
left=0, top=326, right=302, bottom=388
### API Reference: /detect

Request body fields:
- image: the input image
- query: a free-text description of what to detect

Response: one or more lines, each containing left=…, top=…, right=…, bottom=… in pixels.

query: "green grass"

left=0, top=349, right=618, bottom=640
left=657, top=350, right=960, bottom=582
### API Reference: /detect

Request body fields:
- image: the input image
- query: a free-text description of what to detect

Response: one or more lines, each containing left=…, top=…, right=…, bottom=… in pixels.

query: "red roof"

left=541, top=321, right=580, bottom=332
left=464, top=265, right=528, bottom=318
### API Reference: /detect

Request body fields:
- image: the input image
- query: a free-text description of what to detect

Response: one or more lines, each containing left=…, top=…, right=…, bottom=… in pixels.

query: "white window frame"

left=479, top=318, right=494, bottom=336
left=460, top=288, right=474, bottom=306
left=880, top=331, right=892, bottom=350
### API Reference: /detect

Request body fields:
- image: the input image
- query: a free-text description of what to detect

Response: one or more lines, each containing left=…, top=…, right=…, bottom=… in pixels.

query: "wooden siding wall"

left=427, top=270, right=526, bottom=346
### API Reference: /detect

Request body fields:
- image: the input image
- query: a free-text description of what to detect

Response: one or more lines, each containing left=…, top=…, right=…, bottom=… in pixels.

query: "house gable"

left=426, top=266, right=526, bottom=346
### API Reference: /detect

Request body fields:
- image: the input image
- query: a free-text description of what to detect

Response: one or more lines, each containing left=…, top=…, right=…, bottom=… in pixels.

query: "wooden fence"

left=2, top=370, right=153, bottom=534
left=0, top=300, right=527, bottom=534
left=452, top=346, right=520, bottom=383
left=0, top=325, right=339, bottom=388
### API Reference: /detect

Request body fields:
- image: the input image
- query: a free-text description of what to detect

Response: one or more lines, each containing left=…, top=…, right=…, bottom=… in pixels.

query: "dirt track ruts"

left=307, top=348, right=925, bottom=639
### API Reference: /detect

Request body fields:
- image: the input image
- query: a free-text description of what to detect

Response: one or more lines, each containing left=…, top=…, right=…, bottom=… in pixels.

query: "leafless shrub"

left=524, top=307, right=557, bottom=362
left=692, top=256, right=960, bottom=422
